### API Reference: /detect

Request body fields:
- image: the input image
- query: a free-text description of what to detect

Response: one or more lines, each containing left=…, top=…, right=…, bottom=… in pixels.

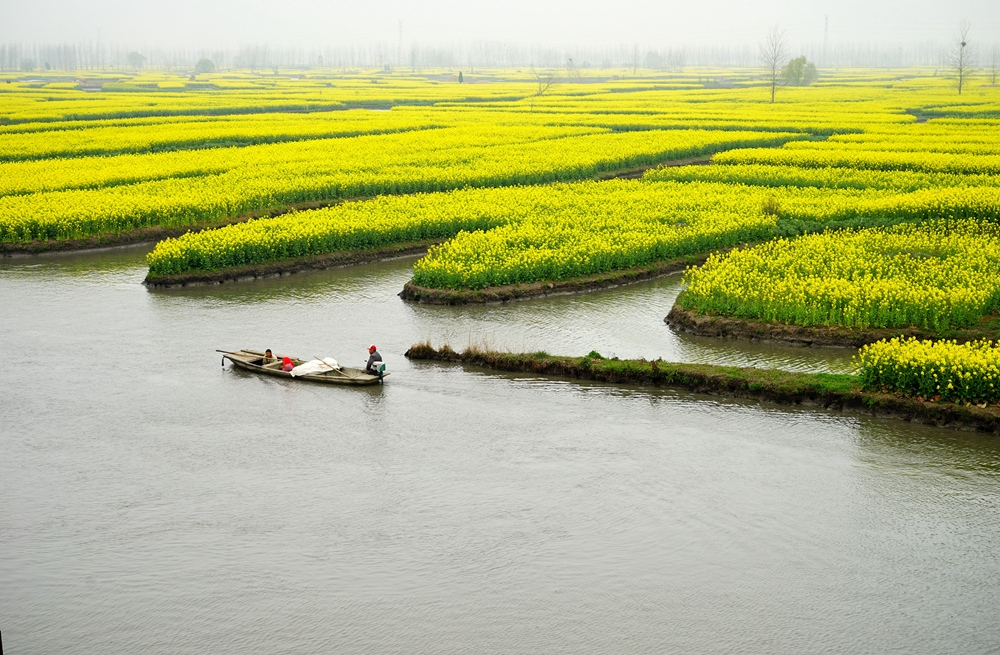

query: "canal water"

left=2, top=247, right=998, bottom=654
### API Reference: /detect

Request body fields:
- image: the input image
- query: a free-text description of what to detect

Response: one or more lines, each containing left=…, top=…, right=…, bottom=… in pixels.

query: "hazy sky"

left=4, top=0, right=999, bottom=47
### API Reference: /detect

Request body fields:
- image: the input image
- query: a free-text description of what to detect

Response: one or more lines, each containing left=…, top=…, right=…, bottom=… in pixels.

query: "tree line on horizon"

left=1, top=37, right=996, bottom=74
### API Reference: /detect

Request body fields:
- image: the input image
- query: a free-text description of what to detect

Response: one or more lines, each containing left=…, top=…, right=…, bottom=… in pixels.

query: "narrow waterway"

left=2, top=248, right=998, bottom=654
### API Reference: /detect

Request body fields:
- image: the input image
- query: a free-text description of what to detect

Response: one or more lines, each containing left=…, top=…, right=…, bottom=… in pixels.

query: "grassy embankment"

left=404, top=342, right=1000, bottom=433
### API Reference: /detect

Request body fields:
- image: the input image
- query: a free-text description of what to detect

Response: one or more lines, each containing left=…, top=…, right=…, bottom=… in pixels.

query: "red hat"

left=368, top=344, right=377, bottom=352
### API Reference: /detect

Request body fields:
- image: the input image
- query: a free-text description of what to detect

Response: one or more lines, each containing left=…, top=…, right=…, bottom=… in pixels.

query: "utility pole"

left=823, top=15, right=829, bottom=66
left=397, top=20, right=402, bottom=70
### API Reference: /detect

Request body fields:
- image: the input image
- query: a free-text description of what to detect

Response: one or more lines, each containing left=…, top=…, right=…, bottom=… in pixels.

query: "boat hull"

left=220, top=350, right=387, bottom=386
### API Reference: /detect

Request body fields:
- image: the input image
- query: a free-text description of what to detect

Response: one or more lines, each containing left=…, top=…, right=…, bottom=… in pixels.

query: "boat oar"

left=313, top=356, right=342, bottom=374
left=216, top=349, right=271, bottom=368
left=216, top=349, right=243, bottom=367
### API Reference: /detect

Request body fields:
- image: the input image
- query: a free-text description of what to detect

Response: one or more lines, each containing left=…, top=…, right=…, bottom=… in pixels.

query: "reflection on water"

left=853, top=418, right=1000, bottom=475
left=2, top=248, right=998, bottom=655
left=2, top=243, right=153, bottom=280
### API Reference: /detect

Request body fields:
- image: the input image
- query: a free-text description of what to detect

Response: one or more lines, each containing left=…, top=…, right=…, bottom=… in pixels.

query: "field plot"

left=1, top=126, right=800, bottom=243
left=0, top=110, right=448, bottom=161
left=857, top=336, right=1000, bottom=405
left=131, top=73, right=996, bottom=286
left=5, top=70, right=1000, bottom=324
left=406, top=180, right=999, bottom=290
left=0, top=67, right=965, bottom=249
left=677, top=221, right=1000, bottom=332
left=146, top=180, right=782, bottom=279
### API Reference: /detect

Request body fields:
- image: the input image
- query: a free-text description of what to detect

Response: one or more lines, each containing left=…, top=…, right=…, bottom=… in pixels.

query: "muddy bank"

left=398, top=256, right=705, bottom=305
left=666, top=304, right=1000, bottom=348
left=404, top=343, right=1000, bottom=434
left=144, top=240, right=437, bottom=288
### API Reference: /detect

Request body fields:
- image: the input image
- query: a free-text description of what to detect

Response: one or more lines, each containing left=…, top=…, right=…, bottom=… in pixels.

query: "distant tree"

left=645, top=51, right=664, bottom=70
left=194, top=58, right=216, bottom=74
left=806, top=62, right=817, bottom=84
left=127, top=51, right=146, bottom=70
left=458, top=71, right=463, bottom=83
left=949, top=21, right=972, bottom=95
left=20, top=59, right=35, bottom=72
left=783, top=56, right=818, bottom=85
left=759, top=26, right=789, bottom=103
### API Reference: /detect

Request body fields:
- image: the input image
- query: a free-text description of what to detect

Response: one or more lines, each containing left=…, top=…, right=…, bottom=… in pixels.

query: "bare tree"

left=950, top=20, right=973, bottom=95
left=532, top=66, right=559, bottom=95
left=528, top=65, right=559, bottom=112
left=759, top=26, right=788, bottom=103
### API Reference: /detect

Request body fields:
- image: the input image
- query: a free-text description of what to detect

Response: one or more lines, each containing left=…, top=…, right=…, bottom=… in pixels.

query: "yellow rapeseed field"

left=856, top=337, right=1000, bottom=405
left=7, top=68, right=1000, bottom=398
left=678, top=220, right=1000, bottom=331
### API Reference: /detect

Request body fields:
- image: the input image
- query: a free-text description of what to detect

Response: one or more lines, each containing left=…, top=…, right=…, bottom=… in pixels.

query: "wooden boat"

left=218, top=349, right=388, bottom=385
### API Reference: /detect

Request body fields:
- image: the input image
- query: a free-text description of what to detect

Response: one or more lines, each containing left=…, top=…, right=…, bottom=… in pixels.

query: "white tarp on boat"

left=290, top=357, right=340, bottom=377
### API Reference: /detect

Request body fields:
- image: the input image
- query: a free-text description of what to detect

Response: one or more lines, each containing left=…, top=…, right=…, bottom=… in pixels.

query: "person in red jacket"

left=281, top=356, right=295, bottom=372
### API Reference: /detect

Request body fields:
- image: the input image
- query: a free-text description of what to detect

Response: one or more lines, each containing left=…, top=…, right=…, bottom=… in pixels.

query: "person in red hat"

left=281, top=356, right=295, bottom=372
left=364, top=344, right=382, bottom=375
